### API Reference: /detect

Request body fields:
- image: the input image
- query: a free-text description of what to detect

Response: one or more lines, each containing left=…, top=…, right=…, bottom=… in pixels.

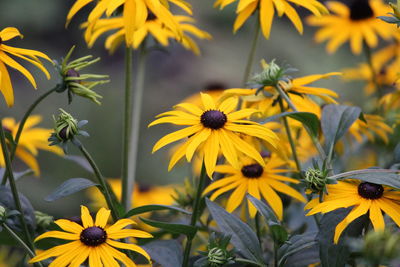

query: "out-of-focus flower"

left=203, top=155, right=305, bottom=218
left=214, top=0, right=328, bottom=39
left=349, top=114, right=393, bottom=144
left=1, top=116, right=63, bottom=176
left=29, top=206, right=152, bottom=266
left=0, top=27, right=51, bottom=107
left=307, top=0, right=395, bottom=55
left=149, top=93, right=280, bottom=177
left=83, top=15, right=211, bottom=55
left=306, top=180, right=400, bottom=243
left=66, top=0, right=192, bottom=46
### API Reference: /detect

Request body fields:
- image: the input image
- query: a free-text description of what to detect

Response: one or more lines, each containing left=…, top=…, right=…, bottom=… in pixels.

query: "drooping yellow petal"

left=218, top=129, right=240, bottom=169
left=106, top=245, right=137, bottom=267
left=203, top=131, right=220, bottom=178
left=0, top=27, right=23, bottom=41
left=226, top=182, right=247, bottom=212
left=105, top=218, right=136, bottom=234
left=68, top=246, right=90, bottom=267
left=29, top=241, right=80, bottom=264
left=369, top=201, right=385, bottom=231
left=55, top=219, right=84, bottom=234
left=48, top=242, right=83, bottom=267
left=185, top=128, right=211, bottom=161
left=108, top=229, right=153, bottom=239
left=151, top=124, right=203, bottom=152
left=259, top=0, right=275, bottom=39
left=0, top=61, right=14, bottom=106
left=259, top=183, right=283, bottom=220
left=124, top=0, right=136, bottom=46
left=34, top=231, right=79, bottom=242
left=106, top=240, right=151, bottom=261
left=66, top=0, right=94, bottom=26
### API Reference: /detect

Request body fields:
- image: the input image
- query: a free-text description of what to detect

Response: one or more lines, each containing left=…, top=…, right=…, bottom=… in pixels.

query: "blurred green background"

left=0, top=0, right=364, bottom=217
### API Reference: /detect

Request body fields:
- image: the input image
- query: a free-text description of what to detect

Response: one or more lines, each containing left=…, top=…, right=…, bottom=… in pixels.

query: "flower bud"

left=35, top=211, right=53, bottom=229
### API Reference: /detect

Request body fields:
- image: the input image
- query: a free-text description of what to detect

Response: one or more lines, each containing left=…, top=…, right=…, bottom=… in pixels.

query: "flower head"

left=214, top=0, right=328, bottom=39
left=149, top=93, right=280, bottom=177
left=1, top=116, right=63, bottom=176
left=0, top=27, right=51, bottom=106
left=83, top=15, right=211, bottom=55
left=29, top=206, right=152, bottom=266
left=203, top=155, right=306, bottom=218
left=306, top=180, right=400, bottom=243
left=56, top=46, right=109, bottom=105
left=307, top=0, right=395, bottom=54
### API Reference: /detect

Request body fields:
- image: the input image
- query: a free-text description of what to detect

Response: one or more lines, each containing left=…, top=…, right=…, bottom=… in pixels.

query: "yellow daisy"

left=203, top=155, right=306, bottom=218
left=0, top=27, right=51, bottom=107
left=214, top=0, right=328, bottom=39
left=1, top=115, right=63, bottom=176
left=29, top=206, right=152, bottom=266
left=67, top=0, right=191, bottom=46
left=307, top=0, right=395, bottom=55
left=84, top=15, right=211, bottom=55
left=306, top=180, right=400, bottom=244
left=348, top=114, right=393, bottom=144
left=149, top=93, right=280, bottom=178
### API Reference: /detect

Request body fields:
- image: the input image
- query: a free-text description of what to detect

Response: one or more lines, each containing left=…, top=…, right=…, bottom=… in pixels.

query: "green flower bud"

left=0, top=205, right=5, bottom=218
left=305, top=168, right=326, bottom=193
left=249, top=59, right=297, bottom=88
left=35, top=211, right=54, bottom=229
left=362, top=230, right=400, bottom=265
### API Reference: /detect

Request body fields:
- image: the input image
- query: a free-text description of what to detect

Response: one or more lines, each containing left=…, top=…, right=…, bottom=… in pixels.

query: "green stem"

left=3, top=223, right=36, bottom=260
left=364, top=42, right=382, bottom=99
left=255, top=213, right=262, bottom=247
left=182, top=162, right=207, bottom=267
left=1, top=86, right=59, bottom=185
left=0, top=122, right=36, bottom=253
left=278, top=98, right=302, bottom=174
left=126, top=42, right=147, bottom=210
left=78, top=144, right=119, bottom=221
left=274, top=242, right=278, bottom=267
left=122, top=46, right=133, bottom=211
left=235, top=258, right=265, bottom=267
left=242, top=12, right=261, bottom=86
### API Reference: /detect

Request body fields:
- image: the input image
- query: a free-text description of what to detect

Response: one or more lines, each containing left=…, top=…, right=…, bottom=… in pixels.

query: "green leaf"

left=206, top=198, right=264, bottom=264
left=321, top=105, right=361, bottom=150
left=263, top=112, right=320, bottom=137
left=63, top=155, right=94, bottom=173
left=247, top=194, right=280, bottom=226
left=124, top=205, right=191, bottom=218
left=140, top=217, right=197, bottom=239
left=143, top=240, right=182, bottom=267
left=278, top=231, right=319, bottom=267
left=270, top=225, right=288, bottom=245
left=340, top=171, right=400, bottom=189
left=378, top=15, right=400, bottom=23
left=45, top=178, right=98, bottom=202
left=394, top=143, right=400, bottom=163
left=317, top=208, right=367, bottom=267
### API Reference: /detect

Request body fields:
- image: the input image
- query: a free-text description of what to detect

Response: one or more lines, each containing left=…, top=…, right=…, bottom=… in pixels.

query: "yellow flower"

left=306, top=180, right=400, bottom=243
left=0, top=27, right=51, bottom=107
left=84, top=15, right=211, bottom=55
left=29, top=206, right=152, bottom=266
left=343, top=43, right=400, bottom=96
left=203, top=155, right=305, bottom=218
left=67, top=0, right=191, bottom=46
left=349, top=114, right=393, bottom=144
left=214, top=0, right=327, bottom=39
left=307, top=0, right=395, bottom=54
left=149, top=93, right=280, bottom=177
left=1, top=116, right=63, bottom=176
left=88, top=179, right=177, bottom=210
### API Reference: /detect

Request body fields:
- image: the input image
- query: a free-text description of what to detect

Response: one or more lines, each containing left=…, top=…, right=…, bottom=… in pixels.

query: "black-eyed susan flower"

left=1, top=116, right=63, bottom=176
left=67, top=0, right=191, bottom=46
left=29, top=206, right=152, bottom=266
left=307, top=0, right=395, bottom=55
left=0, top=27, right=51, bottom=107
left=306, top=180, right=400, bottom=243
left=84, top=15, right=211, bottom=55
left=348, top=114, right=393, bottom=144
left=203, top=155, right=306, bottom=218
left=149, top=93, right=280, bottom=178
left=214, top=0, right=328, bottom=39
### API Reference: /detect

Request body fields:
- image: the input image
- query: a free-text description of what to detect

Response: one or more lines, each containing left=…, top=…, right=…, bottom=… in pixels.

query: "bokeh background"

left=0, top=0, right=364, bottom=217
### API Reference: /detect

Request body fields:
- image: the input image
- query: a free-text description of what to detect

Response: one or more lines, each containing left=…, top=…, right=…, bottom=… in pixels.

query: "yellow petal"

left=226, top=182, right=247, bottom=212
left=81, top=205, right=94, bottom=228
left=0, top=27, right=23, bottom=41
left=95, top=207, right=111, bottom=227
left=369, top=201, right=385, bottom=231
left=0, top=61, right=14, bottom=106
left=203, top=131, right=220, bottom=178
left=34, top=231, right=79, bottom=242
left=106, top=240, right=151, bottom=261
left=152, top=124, right=202, bottom=152
left=66, top=0, right=93, bottom=26
left=259, top=0, right=274, bottom=39
left=55, top=219, right=84, bottom=234
left=186, top=128, right=211, bottom=162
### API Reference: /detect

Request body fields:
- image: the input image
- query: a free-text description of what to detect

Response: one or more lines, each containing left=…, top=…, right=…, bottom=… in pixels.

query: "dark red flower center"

left=260, top=151, right=271, bottom=158
left=138, top=184, right=151, bottom=193
left=201, top=110, right=227, bottom=129
left=205, top=82, right=226, bottom=91
left=350, top=0, right=374, bottom=21
left=358, top=182, right=384, bottom=199
left=80, top=226, right=107, bottom=247
left=241, top=164, right=264, bottom=178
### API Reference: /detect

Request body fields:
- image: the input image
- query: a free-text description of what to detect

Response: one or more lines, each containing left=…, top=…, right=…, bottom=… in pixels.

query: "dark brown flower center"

left=350, top=0, right=374, bottom=21
left=147, top=12, right=156, bottom=21
left=138, top=184, right=151, bottom=193
left=205, top=82, right=226, bottom=91
left=358, top=182, right=384, bottom=199
left=241, top=164, right=264, bottom=178
left=0, top=37, right=2, bottom=44
left=80, top=226, right=107, bottom=247
left=260, top=151, right=271, bottom=158
left=200, top=110, right=227, bottom=129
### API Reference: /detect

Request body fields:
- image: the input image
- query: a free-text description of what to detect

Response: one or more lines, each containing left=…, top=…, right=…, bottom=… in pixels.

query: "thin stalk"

left=255, top=213, right=262, bottom=247
left=78, top=144, right=119, bottom=221
left=126, top=42, right=147, bottom=210
left=274, top=84, right=326, bottom=159
left=364, top=42, right=382, bottom=98
left=236, top=258, right=265, bottom=266
left=274, top=242, right=278, bottom=267
left=0, top=123, right=35, bottom=253
left=278, top=98, right=302, bottom=174
left=242, top=12, right=261, bottom=86
left=1, top=85, right=59, bottom=185
left=122, top=46, right=133, bottom=211
left=3, top=223, right=36, bottom=260
left=182, top=162, right=207, bottom=267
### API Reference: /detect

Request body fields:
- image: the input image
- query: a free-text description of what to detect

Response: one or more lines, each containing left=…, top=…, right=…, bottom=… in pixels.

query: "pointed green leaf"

left=140, top=217, right=197, bottom=239
left=45, top=178, right=98, bottom=202
left=124, top=205, right=191, bottom=218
